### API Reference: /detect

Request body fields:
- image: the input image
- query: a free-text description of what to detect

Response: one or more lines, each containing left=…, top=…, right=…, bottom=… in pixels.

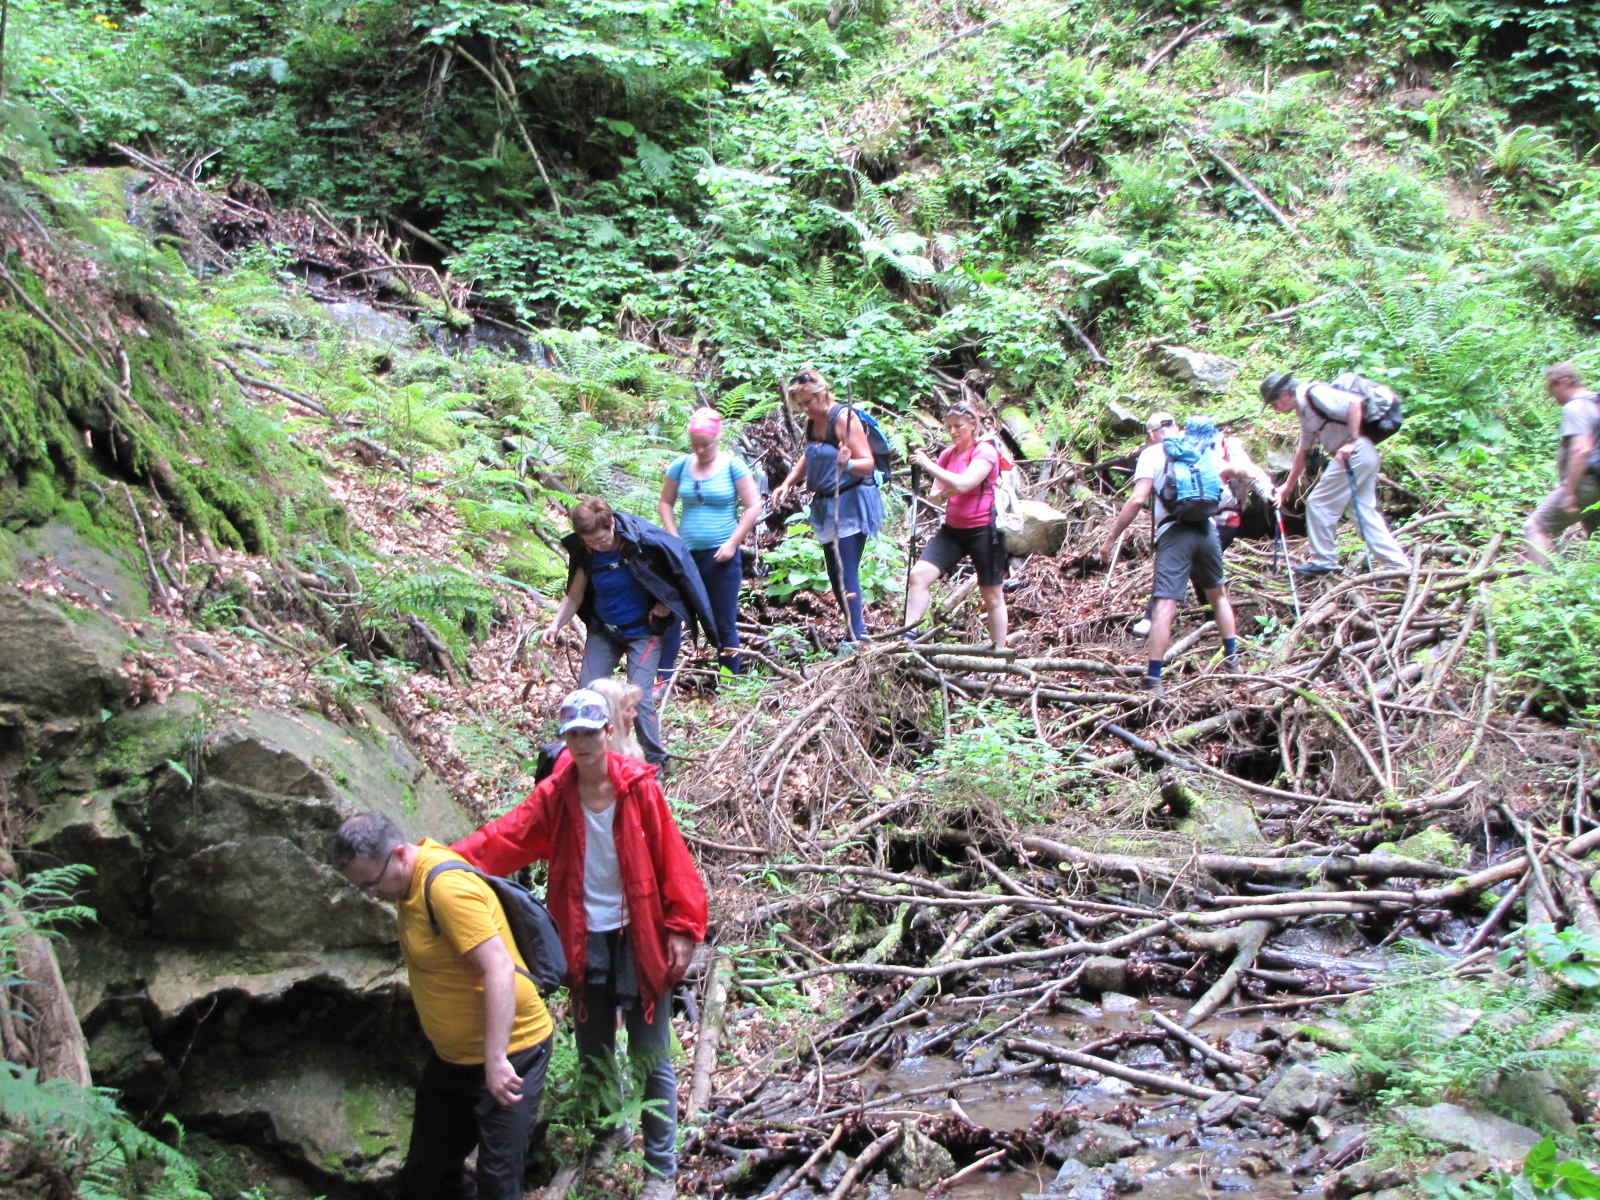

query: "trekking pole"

left=903, top=457, right=922, bottom=619
left=1274, top=505, right=1301, bottom=621
left=1345, top=460, right=1377, bottom=575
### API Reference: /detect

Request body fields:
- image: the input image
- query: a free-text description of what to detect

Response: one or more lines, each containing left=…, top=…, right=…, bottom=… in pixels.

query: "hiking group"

left=330, top=359, right=1591, bottom=1199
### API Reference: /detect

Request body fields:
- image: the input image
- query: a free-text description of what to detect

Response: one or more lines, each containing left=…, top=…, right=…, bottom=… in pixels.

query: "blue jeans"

left=691, top=547, right=743, bottom=673
left=579, top=629, right=665, bottom=764
left=573, top=946, right=678, bottom=1178
left=822, top=532, right=869, bottom=641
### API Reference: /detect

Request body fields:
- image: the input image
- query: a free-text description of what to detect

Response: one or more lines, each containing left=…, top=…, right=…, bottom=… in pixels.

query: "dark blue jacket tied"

left=560, top=510, right=718, bottom=645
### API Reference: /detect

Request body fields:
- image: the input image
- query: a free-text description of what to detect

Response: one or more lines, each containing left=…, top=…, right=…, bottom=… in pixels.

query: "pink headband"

left=688, top=409, right=722, bottom=438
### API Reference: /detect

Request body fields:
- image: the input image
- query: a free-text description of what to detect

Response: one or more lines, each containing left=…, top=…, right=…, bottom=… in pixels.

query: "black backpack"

left=1308, top=373, right=1404, bottom=444
left=824, top=403, right=895, bottom=484
left=424, top=861, right=566, bottom=997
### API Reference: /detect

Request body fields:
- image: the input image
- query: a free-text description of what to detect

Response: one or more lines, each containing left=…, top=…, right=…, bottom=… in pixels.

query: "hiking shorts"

left=1152, top=521, right=1225, bottom=601
left=920, top=522, right=1007, bottom=587
left=1530, top=476, right=1600, bottom=538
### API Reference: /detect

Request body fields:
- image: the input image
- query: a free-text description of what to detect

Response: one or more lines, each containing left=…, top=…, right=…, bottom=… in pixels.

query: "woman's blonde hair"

left=588, top=676, right=645, bottom=761
left=786, top=366, right=833, bottom=403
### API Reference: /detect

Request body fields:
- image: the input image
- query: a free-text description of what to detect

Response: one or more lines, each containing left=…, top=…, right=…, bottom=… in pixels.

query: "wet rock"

left=1373, top=1189, right=1409, bottom=1200
left=1330, top=1161, right=1409, bottom=1199
left=1322, top=1128, right=1367, bottom=1165
left=1262, top=1062, right=1340, bottom=1124
left=1036, top=1158, right=1122, bottom=1200
left=1103, top=401, right=1144, bottom=438
left=1081, top=955, right=1128, bottom=996
left=317, top=300, right=418, bottom=347
left=1118, top=1043, right=1172, bottom=1070
left=888, top=1124, right=954, bottom=1189
left=1427, top=1152, right=1493, bottom=1183
left=1392, top=1103, right=1542, bottom=1168
left=1296, top=1020, right=1354, bottom=1052
left=966, top=1043, right=1005, bottom=1075
left=1214, top=1171, right=1254, bottom=1191
left=1487, top=1069, right=1579, bottom=1137
left=1100, top=992, right=1141, bottom=1014
left=1225, top=1028, right=1260, bottom=1053
left=1064, top=1121, right=1141, bottom=1168
left=1307, top=1115, right=1336, bottom=1143
left=1145, top=342, right=1241, bottom=392
left=818, top=1150, right=851, bottom=1190
left=1197, top=1091, right=1246, bottom=1127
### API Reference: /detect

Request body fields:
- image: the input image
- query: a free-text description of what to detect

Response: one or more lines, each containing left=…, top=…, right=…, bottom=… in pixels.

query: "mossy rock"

left=1390, top=826, right=1470, bottom=869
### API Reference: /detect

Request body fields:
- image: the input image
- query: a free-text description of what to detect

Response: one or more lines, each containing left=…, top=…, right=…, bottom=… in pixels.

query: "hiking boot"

left=1131, top=618, right=1152, bottom=638
left=1137, top=675, right=1164, bottom=697
left=1291, top=563, right=1337, bottom=577
left=588, top=1122, right=632, bottom=1170
left=638, top=1178, right=676, bottom=1200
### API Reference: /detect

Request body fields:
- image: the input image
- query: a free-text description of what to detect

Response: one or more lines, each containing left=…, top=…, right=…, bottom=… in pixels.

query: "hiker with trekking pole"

left=1260, top=370, right=1411, bottom=577
left=1099, top=416, right=1248, bottom=697
left=770, top=368, right=887, bottom=646
left=902, top=401, right=1012, bottom=649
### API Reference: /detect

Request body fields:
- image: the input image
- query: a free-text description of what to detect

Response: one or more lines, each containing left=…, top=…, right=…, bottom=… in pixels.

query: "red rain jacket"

left=451, top=751, right=708, bottom=1018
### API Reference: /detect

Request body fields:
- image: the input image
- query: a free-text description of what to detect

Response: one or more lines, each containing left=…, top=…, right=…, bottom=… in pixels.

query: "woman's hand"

left=714, top=540, right=738, bottom=562
left=666, top=932, right=696, bottom=979
left=910, top=447, right=936, bottom=472
left=648, top=602, right=672, bottom=621
left=540, top=621, right=564, bottom=648
left=770, top=483, right=790, bottom=510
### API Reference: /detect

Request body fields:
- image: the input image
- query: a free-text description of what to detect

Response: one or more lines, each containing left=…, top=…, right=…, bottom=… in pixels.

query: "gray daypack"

left=424, top=861, right=566, bottom=997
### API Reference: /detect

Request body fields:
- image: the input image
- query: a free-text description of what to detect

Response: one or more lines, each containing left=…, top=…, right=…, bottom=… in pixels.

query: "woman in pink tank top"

left=903, top=404, right=1010, bottom=648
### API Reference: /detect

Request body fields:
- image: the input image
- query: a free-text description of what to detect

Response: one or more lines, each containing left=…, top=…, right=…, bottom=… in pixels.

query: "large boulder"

left=1488, top=1069, right=1580, bottom=1137
left=1392, top=1103, right=1542, bottom=1169
left=1005, top=500, right=1073, bottom=558
left=1261, top=1062, right=1340, bottom=1124
left=0, top=587, right=127, bottom=733
left=37, top=693, right=476, bottom=1189
left=1145, top=342, right=1242, bottom=393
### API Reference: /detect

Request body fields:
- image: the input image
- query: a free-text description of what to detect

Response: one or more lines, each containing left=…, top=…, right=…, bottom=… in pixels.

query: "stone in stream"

left=1081, top=954, right=1128, bottom=996
left=1197, top=1091, right=1247, bottom=1127
left=1117, top=1042, right=1174, bottom=1070
left=888, top=1124, right=955, bottom=1190
left=1391, top=1103, right=1542, bottom=1169
left=1100, top=991, right=1141, bottom=1014
left=1261, top=1062, right=1341, bottom=1124
left=1062, top=1121, right=1141, bottom=1168
left=1177, top=797, right=1264, bottom=847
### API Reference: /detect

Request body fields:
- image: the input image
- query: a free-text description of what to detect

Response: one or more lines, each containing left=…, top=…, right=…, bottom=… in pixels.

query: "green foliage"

left=1329, top=967, right=1587, bottom=1115
left=924, top=700, right=1066, bottom=823
left=761, top=514, right=903, bottom=605
left=1518, top=922, right=1600, bottom=990
left=1491, top=540, right=1600, bottom=718
left=1423, top=1138, right=1600, bottom=1200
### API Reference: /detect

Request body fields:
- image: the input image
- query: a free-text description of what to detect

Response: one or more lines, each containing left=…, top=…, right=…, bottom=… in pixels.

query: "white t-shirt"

left=1556, top=392, right=1600, bottom=475
left=1298, top=384, right=1360, bottom=454
left=1135, top=440, right=1227, bottom=536
left=583, top=804, right=626, bottom=932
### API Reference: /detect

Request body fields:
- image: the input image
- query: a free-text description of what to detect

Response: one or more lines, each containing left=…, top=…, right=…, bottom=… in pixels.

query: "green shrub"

left=924, top=700, right=1066, bottom=824
left=1491, top=540, right=1600, bottom=718
left=1344, top=167, right=1450, bottom=250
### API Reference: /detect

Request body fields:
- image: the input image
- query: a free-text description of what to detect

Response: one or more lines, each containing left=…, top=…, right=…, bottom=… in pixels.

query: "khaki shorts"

left=1530, top=476, right=1600, bottom=537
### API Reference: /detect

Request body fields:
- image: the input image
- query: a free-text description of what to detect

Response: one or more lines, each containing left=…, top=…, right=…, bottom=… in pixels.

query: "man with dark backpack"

left=1261, top=371, right=1411, bottom=576
left=1100, top=416, right=1246, bottom=696
left=1524, top=362, right=1600, bottom=568
left=331, top=811, right=555, bottom=1200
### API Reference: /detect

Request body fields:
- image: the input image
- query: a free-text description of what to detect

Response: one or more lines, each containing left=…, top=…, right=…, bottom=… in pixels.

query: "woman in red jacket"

left=453, top=689, right=708, bottom=1200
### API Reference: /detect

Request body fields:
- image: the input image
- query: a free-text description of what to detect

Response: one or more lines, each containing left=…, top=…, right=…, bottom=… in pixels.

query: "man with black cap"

left=1260, top=371, right=1410, bottom=576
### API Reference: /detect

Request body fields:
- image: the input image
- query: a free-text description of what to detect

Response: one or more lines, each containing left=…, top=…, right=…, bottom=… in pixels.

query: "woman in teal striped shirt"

left=657, top=409, right=761, bottom=676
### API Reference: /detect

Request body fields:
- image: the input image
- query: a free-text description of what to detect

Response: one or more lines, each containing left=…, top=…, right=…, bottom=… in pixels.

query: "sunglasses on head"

left=1155, top=419, right=1175, bottom=428
left=790, top=370, right=819, bottom=386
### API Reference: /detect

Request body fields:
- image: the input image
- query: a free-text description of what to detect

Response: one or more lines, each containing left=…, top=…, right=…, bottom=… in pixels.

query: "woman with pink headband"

left=657, top=407, right=761, bottom=676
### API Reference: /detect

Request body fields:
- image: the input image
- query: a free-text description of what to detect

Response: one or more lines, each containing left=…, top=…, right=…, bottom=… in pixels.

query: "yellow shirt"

left=397, top=839, right=553, bottom=1065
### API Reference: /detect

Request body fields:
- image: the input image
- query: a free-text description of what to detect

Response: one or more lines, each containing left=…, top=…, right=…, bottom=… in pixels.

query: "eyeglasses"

left=1157, top=419, right=1176, bottom=428
left=355, top=846, right=398, bottom=896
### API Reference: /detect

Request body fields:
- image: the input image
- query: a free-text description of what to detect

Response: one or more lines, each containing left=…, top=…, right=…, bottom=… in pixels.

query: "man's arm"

left=1333, top=392, right=1365, bottom=467
left=1565, top=433, right=1594, bottom=511
left=464, top=936, right=523, bottom=1107
left=1274, top=444, right=1308, bottom=509
left=1100, top=478, right=1154, bottom=561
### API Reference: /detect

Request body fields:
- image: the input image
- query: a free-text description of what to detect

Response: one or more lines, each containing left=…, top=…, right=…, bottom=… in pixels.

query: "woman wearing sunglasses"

left=657, top=408, right=761, bottom=675
left=770, top=369, right=884, bottom=644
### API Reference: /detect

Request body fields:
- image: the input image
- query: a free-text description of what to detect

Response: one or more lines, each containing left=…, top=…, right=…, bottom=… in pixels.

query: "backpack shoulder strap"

left=424, top=860, right=481, bottom=935
left=1303, top=384, right=1340, bottom=425
left=423, top=861, right=537, bottom=983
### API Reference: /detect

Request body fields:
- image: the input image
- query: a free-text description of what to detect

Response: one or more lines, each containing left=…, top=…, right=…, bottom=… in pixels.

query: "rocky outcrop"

left=1145, top=341, right=1242, bottom=393
left=1392, top=1103, right=1542, bottom=1169
left=28, top=677, right=474, bottom=1186
left=0, top=589, right=129, bottom=757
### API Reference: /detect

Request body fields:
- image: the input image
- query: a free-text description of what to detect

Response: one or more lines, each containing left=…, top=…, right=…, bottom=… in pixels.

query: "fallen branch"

left=1006, top=1037, right=1258, bottom=1104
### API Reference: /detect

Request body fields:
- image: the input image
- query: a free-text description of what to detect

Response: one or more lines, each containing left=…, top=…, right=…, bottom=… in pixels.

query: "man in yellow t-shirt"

left=333, top=812, right=554, bottom=1200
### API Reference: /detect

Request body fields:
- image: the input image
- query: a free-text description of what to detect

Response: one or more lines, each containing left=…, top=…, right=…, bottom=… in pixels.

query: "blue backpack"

left=425, top=861, right=567, bottom=997
left=826, top=403, right=895, bottom=486
left=1156, top=419, right=1225, bottom=524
